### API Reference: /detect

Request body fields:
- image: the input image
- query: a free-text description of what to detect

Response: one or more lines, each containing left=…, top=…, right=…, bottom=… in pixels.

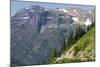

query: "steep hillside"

left=50, top=27, right=95, bottom=64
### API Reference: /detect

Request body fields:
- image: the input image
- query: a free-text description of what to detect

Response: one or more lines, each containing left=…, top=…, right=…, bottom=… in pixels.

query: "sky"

left=11, top=1, right=95, bottom=16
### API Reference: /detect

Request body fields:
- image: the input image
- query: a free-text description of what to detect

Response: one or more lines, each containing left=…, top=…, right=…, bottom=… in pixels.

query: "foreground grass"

left=49, top=27, right=95, bottom=64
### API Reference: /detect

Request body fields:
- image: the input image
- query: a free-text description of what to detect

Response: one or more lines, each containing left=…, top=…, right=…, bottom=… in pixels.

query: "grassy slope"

left=52, top=27, right=95, bottom=64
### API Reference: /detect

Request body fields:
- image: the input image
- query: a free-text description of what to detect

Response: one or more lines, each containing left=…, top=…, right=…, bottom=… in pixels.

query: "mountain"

left=11, top=5, right=95, bottom=66
left=66, top=8, right=94, bottom=22
left=53, top=27, right=95, bottom=63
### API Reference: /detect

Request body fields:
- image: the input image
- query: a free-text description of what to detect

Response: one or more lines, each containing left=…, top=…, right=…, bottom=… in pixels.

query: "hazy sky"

left=11, top=1, right=95, bottom=16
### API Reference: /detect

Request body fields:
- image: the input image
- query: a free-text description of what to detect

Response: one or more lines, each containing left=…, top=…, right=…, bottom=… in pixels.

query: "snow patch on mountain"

left=84, top=19, right=92, bottom=26
left=19, top=17, right=30, bottom=19
left=59, top=9, right=68, bottom=13
left=72, top=17, right=79, bottom=22
left=25, top=7, right=29, bottom=9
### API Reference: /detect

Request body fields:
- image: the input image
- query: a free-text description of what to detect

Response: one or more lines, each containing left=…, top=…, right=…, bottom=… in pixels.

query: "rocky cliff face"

left=11, top=5, right=94, bottom=66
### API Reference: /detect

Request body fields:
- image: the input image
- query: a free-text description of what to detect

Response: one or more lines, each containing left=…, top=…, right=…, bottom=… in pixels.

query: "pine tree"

left=48, top=48, right=57, bottom=64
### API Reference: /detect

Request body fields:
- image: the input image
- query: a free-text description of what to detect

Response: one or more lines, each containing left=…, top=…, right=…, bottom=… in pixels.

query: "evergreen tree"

left=48, top=48, right=57, bottom=64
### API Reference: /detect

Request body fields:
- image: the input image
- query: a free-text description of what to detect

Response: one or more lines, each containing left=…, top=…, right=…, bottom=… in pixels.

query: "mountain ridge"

left=11, top=5, right=95, bottom=66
